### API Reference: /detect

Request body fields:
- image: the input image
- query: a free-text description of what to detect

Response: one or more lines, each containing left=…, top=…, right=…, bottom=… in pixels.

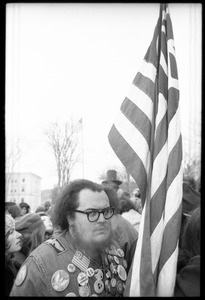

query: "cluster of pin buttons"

left=64, top=246, right=127, bottom=297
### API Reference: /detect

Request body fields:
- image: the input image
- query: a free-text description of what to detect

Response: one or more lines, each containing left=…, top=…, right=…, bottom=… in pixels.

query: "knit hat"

left=5, top=213, right=15, bottom=236
left=15, top=213, right=44, bottom=234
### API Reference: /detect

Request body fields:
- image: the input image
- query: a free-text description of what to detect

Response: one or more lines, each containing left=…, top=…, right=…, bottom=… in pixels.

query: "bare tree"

left=5, top=139, right=22, bottom=200
left=43, top=121, right=80, bottom=190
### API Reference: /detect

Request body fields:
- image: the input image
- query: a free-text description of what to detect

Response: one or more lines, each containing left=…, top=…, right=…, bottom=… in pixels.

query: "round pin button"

left=116, top=280, right=124, bottom=294
left=51, top=270, right=70, bottom=292
left=67, top=263, right=76, bottom=273
left=78, top=285, right=90, bottom=297
left=86, top=267, right=95, bottom=277
left=76, top=250, right=83, bottom=259
left=117, top=265, right=127, bottom=281
left=110, top=263, right=117, bottom=274
left=94, top=269, right=103, bottom=280
left=122, top=259, right=128, bottom=269
left=114, top=256, right=119, bottom=264
left=110, top=287, right=116, bottom=296
left=94, top=279, right=104, bottom=294
left=117, top=248, right=124, bottom=258
left=15, top=265, right=27, bottom=286
left=105, top=268, right=111, bottom=279
left=105, top=279, right=111, bottom=293
left=110, top=278, right=117, bottom=288
left=77, top=272, right=89, bottom=286
left=65, top=292, right=77, bottom=296
left=107, top=255, right=113, bottom=262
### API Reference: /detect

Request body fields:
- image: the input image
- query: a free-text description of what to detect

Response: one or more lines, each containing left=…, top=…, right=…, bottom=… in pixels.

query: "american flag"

left=108, top=3, right=183, bottom=296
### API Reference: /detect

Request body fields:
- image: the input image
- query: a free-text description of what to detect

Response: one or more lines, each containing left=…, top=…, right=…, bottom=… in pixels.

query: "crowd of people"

left=5, top=170, right=200, bottom=296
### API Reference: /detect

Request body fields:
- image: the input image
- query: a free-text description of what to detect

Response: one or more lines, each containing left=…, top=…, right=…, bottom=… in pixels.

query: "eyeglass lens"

left=88, top=208, right=113, bottom=222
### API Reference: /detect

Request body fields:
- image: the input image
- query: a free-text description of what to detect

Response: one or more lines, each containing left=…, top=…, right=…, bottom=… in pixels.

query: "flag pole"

left=81, top=119, right=84, bottom=178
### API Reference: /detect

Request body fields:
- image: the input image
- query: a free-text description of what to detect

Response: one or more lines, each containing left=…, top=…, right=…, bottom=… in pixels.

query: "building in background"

left=6, top=172, right=41, bottom=212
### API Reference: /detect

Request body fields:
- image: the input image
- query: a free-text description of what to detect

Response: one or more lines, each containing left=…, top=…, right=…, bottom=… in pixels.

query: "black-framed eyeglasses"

left=73, top=207, right=115, bottom=222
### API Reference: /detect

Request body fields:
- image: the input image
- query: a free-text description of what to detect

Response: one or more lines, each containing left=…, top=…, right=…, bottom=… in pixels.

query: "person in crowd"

left=101, top=172, right=138, bottom=257
left=5, top=201, right=16, bottom=214
left=7, top=204, right=22, bottom=220
left=132, top=188, right=142, bottom=214
left=174, top=205, right=200, bottom=296
left=35, top=205, right=46, bottom=213
left=10, top=179, right=137, bottom=296
left=37, top=211, right=54, bottom=240
left=119, top=193, right=141, bottom=232
left=13, top=213, right=46, bottom=266
left=5, top=213, right=22, bottom=296
left=19, top=202, right=31, bottom=216
left=102, top=169, right=122, bottom=193
left=178, top=181, right=200, bottom=255
left=44, top=200, right=51, bottom=212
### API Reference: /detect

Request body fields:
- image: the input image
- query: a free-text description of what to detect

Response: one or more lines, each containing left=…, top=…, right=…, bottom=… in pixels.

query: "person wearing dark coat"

left=174, top=206, right=200, bottom=296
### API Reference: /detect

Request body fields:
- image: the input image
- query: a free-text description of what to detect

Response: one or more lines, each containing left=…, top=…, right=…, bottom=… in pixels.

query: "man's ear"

left=66, top=214, right=74, bottom=226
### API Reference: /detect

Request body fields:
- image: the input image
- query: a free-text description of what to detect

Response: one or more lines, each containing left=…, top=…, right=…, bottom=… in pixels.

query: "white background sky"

left=6, top=3, right=201, bottom=190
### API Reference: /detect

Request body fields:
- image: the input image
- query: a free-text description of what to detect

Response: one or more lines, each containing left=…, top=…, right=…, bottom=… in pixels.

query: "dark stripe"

left=153, top=113, right=168, bottom=161
left=166, top=135, right=182, bottom=190
left=167, top=87, right=179, bottom=123
left=166, top=12, right=174, bottom=41
left=133, top=72, right=156, bottom=102
left=150, top=176, right=167, bottom=235
left=158, top=203, right=182, bottom=273
left=169, top=53, right=178, bottom=79
left=108, top=124, right=147, bottom=205
left=121, top=97, right=152, bottom=147
left=159, top=64, right=168, bottom=101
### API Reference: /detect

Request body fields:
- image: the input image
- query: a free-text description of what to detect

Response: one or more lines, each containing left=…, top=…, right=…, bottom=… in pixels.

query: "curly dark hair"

left=51, top=179, right=119, bottom=231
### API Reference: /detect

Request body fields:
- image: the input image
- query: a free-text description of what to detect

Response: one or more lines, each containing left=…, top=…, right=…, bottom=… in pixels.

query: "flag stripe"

left=121, top=97, right=152, bottom=146
left=108, top=124, right=148, bottom=205
left=133, top=73, right=155, bottom=101
left=126, top=84, right=154, bottom=122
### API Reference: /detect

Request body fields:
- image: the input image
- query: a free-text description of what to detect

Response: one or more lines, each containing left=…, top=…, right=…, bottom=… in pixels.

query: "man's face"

left=108, top=182, right=119, bottom=192
left=69, top=189, right=112, bottom=250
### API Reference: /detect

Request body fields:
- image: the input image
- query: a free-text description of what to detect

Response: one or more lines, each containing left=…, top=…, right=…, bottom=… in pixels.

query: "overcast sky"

left=5, top=3, right=201, bottom=189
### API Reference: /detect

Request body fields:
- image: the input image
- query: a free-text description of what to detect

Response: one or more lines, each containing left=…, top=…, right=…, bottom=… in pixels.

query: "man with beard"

left=10, top=179, right=136, bottom=297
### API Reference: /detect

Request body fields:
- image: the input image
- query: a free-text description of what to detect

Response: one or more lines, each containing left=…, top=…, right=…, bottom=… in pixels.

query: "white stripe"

left=151, top=143, right=168, bottom=197
left=160, top=51, right=168, bottom=76
left=157, top=244, right=179, bottom=296
left=138, top=60, right=157, bottom=83
left=167, top=108, right=181, bottom=154
left=162, top=9, right=166, bottom=21
left=161, top=24, right=166, bottom=34
left=167, top=39, right=176, bottom=56
left=126, top=83, right=153, bottom=122
left=164, top=163, right=183, bottom=227
left=114, top=111, right=150, bottom=175
left=129, top=200, right=147, bottom=296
